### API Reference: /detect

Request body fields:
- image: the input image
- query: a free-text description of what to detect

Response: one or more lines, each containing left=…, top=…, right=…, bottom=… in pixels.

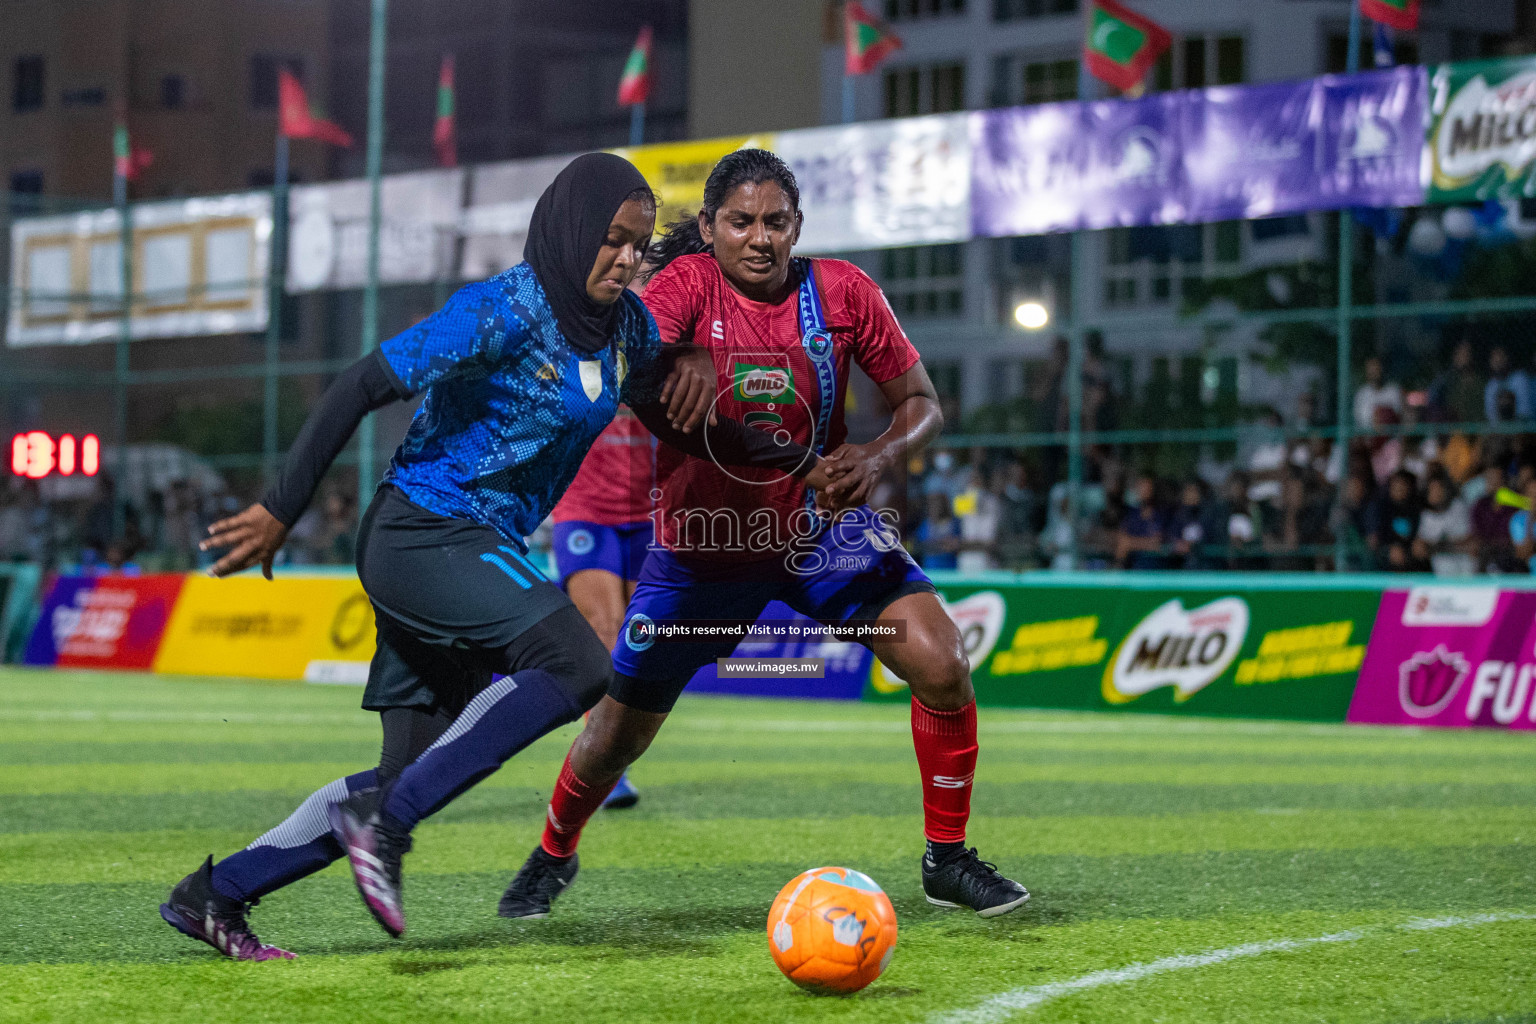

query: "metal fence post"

left=1334, top=0, right=1362, bottom=572
left=263, top=133, right=289, bottom=483
left=358, top=0, right=388, bottom=512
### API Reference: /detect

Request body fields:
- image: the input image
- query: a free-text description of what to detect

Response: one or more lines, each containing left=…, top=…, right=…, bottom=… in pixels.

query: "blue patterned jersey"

left=378, top=263, right=664, bottom=550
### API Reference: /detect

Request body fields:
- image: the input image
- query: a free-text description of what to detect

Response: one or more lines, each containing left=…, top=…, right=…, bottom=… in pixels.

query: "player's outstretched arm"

left=202, top=350, right=404, bottom=578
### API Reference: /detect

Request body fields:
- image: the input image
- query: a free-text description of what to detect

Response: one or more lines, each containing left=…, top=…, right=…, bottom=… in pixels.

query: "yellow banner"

left=609, top=134, right=774, bottom=230
left=153, top=576, right=375, bottom=682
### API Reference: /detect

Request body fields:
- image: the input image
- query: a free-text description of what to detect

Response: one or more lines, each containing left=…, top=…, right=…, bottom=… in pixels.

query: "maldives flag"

left=844, top=1, right=901, bottom=76
left=433, top=54, right=456, bottom=168
left=113, top=120, right=153, bottom=182
left=1083, top=0, right=1171, bottom=94
left=1361, top=0, right=1419, bottom=31
left=617, top=25, right=653, bottom=106
left=279, top=69, right=354, bottom=147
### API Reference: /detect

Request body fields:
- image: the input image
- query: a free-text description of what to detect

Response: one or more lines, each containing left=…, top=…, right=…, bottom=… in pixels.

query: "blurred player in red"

left=498, top=149, right=1028, bottom=922
left=549, top=408, right=655, bottom=808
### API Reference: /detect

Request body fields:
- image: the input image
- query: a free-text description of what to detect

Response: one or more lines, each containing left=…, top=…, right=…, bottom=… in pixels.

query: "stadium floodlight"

left=1014, top=301, right=1049, bottom=330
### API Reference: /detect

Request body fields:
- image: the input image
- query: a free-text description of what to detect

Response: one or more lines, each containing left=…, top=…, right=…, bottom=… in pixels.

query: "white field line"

left=932, top=912, right=1536, bottom=1024
left=0, top=708, right=371, bottom=726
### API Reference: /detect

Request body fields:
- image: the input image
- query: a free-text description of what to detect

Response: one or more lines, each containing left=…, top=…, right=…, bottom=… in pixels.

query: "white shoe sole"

left=925, top=891, right=1031, bottom=918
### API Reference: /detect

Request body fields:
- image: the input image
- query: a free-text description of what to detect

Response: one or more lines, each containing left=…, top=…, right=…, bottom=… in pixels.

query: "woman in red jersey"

left=498, top=150, right=1028, bottom=922
left=548, top=407, right=656, bottom=808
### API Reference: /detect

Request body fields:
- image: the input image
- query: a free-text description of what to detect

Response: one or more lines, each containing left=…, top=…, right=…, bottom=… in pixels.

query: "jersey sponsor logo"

left=537, top=362, right=558, bottom=381
left=566, top=528, right=595, bottom=556
left=578, top=360, right=604, bottom=402
left=733, top=362, right=796, bottom=405
left=624, top=612, right=656, bottom=651
left=711, top=319, right=724, bottom=341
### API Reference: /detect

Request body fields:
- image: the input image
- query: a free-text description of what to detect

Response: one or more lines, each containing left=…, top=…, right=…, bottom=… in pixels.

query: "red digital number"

left=9, top=432, right=100, bottom=479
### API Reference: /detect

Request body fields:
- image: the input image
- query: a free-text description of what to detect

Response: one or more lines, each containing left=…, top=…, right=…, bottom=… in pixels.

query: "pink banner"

left=1349, top=587, right=1536, bottom=730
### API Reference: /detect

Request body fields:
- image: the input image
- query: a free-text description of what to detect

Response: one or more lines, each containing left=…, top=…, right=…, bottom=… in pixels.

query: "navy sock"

left=211, top=769, right=377, bottom=903
left=382, top=670, right=581, bottom=831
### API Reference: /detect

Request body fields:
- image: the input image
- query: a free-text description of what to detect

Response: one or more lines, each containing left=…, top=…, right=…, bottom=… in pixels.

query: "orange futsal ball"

left=767, top=866, right=898, bottom=994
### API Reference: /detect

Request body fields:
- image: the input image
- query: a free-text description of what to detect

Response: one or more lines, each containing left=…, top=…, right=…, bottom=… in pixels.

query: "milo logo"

left=733, top=362, right=795, bottom=405
left=1102, top=597, right=1249, bottom=704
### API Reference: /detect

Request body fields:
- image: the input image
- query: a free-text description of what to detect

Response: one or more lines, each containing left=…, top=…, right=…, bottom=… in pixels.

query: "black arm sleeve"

left=630, top=399, right=819, bottom=477
left=260, top=350, right=408, bottom=527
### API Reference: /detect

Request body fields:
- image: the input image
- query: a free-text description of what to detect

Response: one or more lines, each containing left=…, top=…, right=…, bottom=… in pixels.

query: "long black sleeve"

left=630, top=399, right=819, bottom=476
left=260, top=350, right=407, bottom=527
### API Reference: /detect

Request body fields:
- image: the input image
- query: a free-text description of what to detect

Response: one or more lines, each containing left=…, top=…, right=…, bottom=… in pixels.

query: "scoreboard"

left=10, top=432, right=100, bottom=480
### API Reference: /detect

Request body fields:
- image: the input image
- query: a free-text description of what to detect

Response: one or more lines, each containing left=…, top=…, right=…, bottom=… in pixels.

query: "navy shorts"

left=552, top=520, right=654, bottom=587
left=609, top=505, right=934, bottom=713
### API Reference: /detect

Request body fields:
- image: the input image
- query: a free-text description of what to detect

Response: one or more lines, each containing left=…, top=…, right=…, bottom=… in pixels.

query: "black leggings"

left=373, top=601, right=610, bottom=785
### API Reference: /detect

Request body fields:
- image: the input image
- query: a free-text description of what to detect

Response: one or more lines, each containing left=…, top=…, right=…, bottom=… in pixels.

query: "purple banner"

left=971, top=68, right=1427, bottom=237
left=970, top=93, right=1188, bottom=236
left=1348, top=586, right=1536, bottom=731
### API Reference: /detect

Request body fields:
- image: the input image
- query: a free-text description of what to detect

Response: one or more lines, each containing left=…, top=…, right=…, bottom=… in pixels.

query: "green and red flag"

left=844, top=1, right=901, bottom=76
left=617, top=25, right=653, bottom=107
left=433, top=54, right=456, bottom=168
left=1083, top=0, right=1171, bottom=94
left=279, top=68, right=353, bottom=147
left=1360, top=0, right=1419, bottom=32
left=112, top=119, right=153, bottom=183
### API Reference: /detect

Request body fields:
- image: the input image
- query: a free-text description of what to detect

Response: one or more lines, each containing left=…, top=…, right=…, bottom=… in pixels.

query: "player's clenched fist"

left=200, top=503, right=289, bottom=579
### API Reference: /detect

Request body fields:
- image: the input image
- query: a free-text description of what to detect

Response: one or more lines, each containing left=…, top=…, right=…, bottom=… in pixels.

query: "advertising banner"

left=610, top=135, right=769, bottom=235
left=287, top=169, right=465, bottom=293
left=1349, top=586, right=1536, bottom=730
left=8, top=193, right=271, bottom=347
left=1427, top=55, right=1536, bottom=203
left=972, top=68, right=1426, bottom=237
left=776, top=113, right=971, bottom=253
left=152, top=576, right=375, bottom=682
left=23, top=573, right=186, bottom=669
left=970, top=92, right=1189, bottom=236
left=1183, top=68, right=1425, bottom=222
left=864, top=580, right=1377, bottom=721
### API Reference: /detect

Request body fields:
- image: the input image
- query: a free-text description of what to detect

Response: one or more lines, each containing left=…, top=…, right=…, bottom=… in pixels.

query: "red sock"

left=539, top=753, right=615, bottom=858
left=910, top=697, right=977, bottom=844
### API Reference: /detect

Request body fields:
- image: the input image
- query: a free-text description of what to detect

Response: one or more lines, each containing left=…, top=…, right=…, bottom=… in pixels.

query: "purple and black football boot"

left=160, top=856, right=295, bottom=961
left=328, top=787, right=411, bottom=938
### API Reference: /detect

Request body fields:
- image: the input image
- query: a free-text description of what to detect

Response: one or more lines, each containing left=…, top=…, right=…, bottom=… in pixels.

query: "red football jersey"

left=641, top=253, right=919, bottom=561
left=551, top=408, right=655, bottom=525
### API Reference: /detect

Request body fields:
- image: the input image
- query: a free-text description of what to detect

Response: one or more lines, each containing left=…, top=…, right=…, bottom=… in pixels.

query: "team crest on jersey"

left=804, top=329, right=832, bottom=362
left=733, top=362, right=796, bottom=405
left=567, top=529, right=595, bottom=555
left=578, top=360, right=604, bottom=402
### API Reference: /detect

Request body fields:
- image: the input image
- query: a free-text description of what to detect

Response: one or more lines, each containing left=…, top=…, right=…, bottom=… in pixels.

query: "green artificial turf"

left=1, top=667, right=1533, bottom=1023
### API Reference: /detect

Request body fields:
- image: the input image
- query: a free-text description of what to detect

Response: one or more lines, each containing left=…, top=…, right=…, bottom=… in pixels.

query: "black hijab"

left=523, top=152, right=650, bottom=355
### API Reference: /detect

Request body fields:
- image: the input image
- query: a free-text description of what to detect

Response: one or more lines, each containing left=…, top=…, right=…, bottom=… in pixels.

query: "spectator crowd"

left=903, top=339, right=1536, bottom=576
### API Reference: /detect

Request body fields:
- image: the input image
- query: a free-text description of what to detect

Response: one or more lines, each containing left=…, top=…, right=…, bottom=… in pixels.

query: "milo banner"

left=1427, top=55, right=1536, bottom=202
left=1349, top=586, right=1536, bottom=731
left=863, top=579, right=1379, bottom=721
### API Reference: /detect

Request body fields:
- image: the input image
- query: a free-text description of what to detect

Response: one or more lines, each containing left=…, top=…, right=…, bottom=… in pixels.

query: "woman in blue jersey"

left=158, top=153, right=829, bottom=959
